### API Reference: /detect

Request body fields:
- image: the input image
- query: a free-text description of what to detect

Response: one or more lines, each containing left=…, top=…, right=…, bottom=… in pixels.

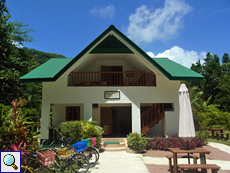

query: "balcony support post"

left=40, top=102, right=50, bottom=140
left=131, top=102, right=141, bottom=134
left=84, top=102, right=92, bottom=121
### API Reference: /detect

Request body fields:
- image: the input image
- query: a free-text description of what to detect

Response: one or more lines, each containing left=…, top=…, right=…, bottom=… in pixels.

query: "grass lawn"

left=206, top=129, right=230, bottom=146
left=207, top=138, right=230, bottom=146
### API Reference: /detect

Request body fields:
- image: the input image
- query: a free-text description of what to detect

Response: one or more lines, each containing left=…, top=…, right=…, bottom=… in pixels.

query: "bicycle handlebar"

left=40, top=139, right=49, bottom=148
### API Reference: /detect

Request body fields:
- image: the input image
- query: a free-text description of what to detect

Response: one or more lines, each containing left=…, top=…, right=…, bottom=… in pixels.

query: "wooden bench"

left=166, top=155, right=200, bottom=172
left=216, top=132, right=230, bottom=140
left=177, top=164, right=221, bottom=173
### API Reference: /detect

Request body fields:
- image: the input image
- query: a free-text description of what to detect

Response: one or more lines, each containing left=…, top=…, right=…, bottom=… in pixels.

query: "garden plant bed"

left=143, top=145, right=230, bottom=173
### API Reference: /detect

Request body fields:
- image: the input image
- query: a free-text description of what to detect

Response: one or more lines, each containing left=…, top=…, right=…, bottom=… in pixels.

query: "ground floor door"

left=101, top=107, right=113, bottom=135
left=101, top=106, right=131, bottom=137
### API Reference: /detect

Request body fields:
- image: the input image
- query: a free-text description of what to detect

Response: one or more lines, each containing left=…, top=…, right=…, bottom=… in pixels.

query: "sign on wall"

left=104, top=91, right=120, bottom=99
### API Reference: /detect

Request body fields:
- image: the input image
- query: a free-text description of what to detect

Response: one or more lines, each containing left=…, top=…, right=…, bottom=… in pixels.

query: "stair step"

left=101, top=147, right=126, bottom=151
left=101, top=138, right=125, bottom=143
left=100, top=142, right=125, bottom=145
left=100, top=144, right=126, bottom=151
left=103, top=142, right=120, bottom=145
left=102, top=144, right=125, bottom=147
left=100, top=138, right=126, bottom=151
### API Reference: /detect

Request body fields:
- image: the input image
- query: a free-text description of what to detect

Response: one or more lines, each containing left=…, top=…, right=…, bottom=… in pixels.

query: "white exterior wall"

left=39, top=30, right=182, bottom=140
left=40, top=66, right=180, bottom=139
left=52, top=104, right=84, bottom=127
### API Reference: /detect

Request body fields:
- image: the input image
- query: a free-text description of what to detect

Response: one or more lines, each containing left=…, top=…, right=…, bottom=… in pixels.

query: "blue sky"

left=6, top=0, right=230, bottom=68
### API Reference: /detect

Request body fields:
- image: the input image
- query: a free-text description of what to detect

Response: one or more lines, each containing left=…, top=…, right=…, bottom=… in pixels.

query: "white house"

left=21, top=25, right=203, bottom=141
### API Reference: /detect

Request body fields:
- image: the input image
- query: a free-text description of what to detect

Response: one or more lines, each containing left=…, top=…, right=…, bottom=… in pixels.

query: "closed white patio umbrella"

left=178, top=83, right=195, bottom=150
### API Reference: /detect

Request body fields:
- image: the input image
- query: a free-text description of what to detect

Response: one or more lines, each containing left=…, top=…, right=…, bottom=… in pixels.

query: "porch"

left=46, top=103, right=166, bottom=141
left=68, top=71, right=156, bottom=86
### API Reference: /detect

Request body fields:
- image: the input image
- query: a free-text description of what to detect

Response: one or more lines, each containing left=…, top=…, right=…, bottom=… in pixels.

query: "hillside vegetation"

left=29, top=48, right=66, bottom=64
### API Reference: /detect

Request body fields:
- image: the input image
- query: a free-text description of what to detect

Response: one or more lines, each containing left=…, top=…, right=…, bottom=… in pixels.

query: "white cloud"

left=146, top=52, right=155, bottom=57
left=147, top=46, right=206, bottom=68
left=90, top=5, right=115, bottom=19
left=125, top=0, right=192, bottom=43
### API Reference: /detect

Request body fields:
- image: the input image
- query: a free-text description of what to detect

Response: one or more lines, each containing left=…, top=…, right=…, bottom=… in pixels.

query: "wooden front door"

left=101, top=107, right=112, bottom=135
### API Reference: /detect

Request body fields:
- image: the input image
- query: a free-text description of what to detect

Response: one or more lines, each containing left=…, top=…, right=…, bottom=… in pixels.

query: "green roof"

left=20, top=58, right=73, bottom=82
left=152, top=58, right=203, bottom=80
left=20, top=25, right=203, bottom=82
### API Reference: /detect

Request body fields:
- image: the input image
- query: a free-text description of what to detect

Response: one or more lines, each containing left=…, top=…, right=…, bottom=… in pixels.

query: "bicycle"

left=21, top=165, right=51, bottom=173
left=80, top=138, right=100, bottom=167
left=46, top=139, right=90, bottom=173
left=22, top=152, right=51, bottom=173
left=59, top=136, right=100, bottom=167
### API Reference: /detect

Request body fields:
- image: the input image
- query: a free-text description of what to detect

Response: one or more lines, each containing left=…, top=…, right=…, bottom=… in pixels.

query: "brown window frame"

left=66, top=106, right=80, bottom=121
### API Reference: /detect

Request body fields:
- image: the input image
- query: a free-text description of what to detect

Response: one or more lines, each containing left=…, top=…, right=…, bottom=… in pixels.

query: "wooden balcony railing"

left=68, top=71, right=156, bottom=86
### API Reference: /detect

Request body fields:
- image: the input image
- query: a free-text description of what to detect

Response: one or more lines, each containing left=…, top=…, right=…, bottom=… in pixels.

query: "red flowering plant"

left=0, top=99, right=39, bottom=160
left=146, top=136, right=204, bottom=151
left=8, top=141, right=30, bottom=164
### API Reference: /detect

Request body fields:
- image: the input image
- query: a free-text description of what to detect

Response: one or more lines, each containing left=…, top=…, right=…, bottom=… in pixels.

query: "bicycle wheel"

left=47, top=155, right=61, bottom=173
left=82, top=147, right=98, bottom=166
left=59, top=158, right=72, bottom=173
left=21, top=166, right=33, bottom=173
left=49, top=155, right=72, bottom=173
left=33, top=167, right=51, bottom=173
left=71, top=153, right=90, bottom=173
left=91, top=147, right=100, bottom=162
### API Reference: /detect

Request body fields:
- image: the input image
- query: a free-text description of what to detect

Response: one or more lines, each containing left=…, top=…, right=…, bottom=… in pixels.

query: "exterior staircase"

left=141, top=103, right=165, bottom=134
left=100, top=138, right=126, bottom=151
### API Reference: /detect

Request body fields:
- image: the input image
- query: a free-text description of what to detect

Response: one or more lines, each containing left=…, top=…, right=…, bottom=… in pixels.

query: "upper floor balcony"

left=68, top=71, right=156, bottom=87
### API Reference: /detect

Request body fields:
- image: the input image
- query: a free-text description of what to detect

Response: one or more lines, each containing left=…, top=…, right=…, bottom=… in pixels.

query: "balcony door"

left=101, top=66, right=123, bottom=85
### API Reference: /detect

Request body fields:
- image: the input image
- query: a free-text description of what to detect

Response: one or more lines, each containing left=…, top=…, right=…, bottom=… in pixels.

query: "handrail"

left=141, top=103, right=165, bottom=134
left=68, top=71, right=156, bottom=86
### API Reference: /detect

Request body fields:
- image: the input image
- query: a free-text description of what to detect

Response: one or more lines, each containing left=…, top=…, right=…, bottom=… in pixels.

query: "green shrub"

left=59, top=121, right=82, bottom=144
left=127, top=132, right=147, bottom=152
left=194, top=105, right=230, bottom=131
left=88, top=121, right=100, bottom=126
left=210, top=125, right=223, bottom=129
left=59, top=120, right=103, bottom=148
left=94, top=125, right=104, bottom=147
left=196, top=130, right=209, bottom=144
left=81, top=121, right=103, bottom=148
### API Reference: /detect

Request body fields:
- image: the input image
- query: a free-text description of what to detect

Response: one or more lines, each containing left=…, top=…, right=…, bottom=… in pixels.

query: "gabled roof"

left=20, top=25, right=203, bottom=82
left=152, top=58, right=203, bottom=80
left=20, top=58, right=73, bottom=82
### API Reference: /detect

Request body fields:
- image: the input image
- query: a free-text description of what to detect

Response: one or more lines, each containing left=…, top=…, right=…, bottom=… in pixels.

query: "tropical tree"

left=0, top=0, right=38, bottom=105
left=202, top=53, right=221, bottom=104
left=222, top=53, right=230, bottom=64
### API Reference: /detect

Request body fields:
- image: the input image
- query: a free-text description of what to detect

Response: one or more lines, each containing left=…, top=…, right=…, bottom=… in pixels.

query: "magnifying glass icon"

left=3, top=154, right=18, bottom=170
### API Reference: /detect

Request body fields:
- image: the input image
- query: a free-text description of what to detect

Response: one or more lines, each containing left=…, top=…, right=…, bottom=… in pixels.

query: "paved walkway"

left=89, top=142, right=230, bottom=173
left=89, top=151, right=149, bottom=173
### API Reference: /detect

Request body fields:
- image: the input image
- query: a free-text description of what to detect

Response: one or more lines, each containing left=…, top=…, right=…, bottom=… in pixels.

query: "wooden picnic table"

left=169, top=147, right=211, bottom=173
left=209, top=128, right=226, bottom=139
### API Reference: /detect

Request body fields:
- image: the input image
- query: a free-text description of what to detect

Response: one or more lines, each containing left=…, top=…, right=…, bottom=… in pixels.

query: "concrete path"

left=208, top=142, right=230, bottom=154
left=89, top=151, right=149, bottom=173
left=89, top=142, right=230, bottom=172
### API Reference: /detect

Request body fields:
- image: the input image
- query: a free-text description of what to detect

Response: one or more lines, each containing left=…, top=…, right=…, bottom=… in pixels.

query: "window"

left=66, top=106, right=80, bottom=121
left=164, top=103, right=174, bottom=111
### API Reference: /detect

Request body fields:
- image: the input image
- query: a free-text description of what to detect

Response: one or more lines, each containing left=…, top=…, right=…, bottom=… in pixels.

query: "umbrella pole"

left=187, top=140, right=190, bottom=164
left=187, top=153, right=190, bottom=164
